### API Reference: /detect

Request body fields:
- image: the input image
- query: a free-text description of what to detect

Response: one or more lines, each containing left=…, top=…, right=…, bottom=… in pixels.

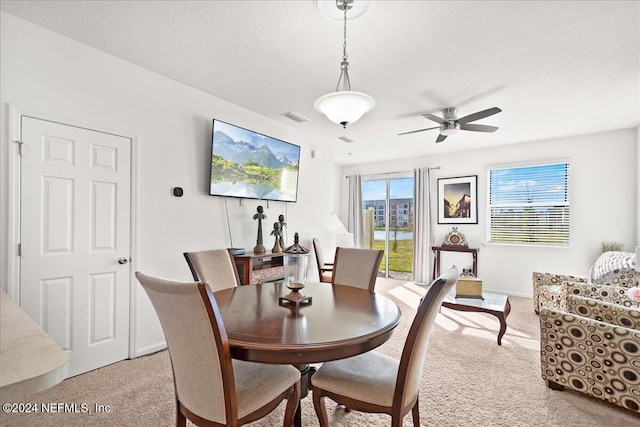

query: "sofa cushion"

left=565, top=281, right=640, bottom=309
left=567, top=295, right=640, bottom=329
left=589, top=251, right=639, bottom=288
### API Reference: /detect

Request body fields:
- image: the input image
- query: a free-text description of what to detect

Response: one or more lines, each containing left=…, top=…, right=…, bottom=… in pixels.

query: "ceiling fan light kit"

left=400, top=106, right=502, bottom=143
left=440, top=122, right=460, bottom=136
left=315, top=0, right=375, bottom=129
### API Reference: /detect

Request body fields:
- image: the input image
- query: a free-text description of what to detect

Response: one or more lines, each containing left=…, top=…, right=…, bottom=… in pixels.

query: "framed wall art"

left=437, top=175, right=478, bottom=224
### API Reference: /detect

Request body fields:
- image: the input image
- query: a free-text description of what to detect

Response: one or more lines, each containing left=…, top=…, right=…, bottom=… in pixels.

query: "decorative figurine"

left=271, top=222, right=283, bottom=253
left=278, top=214, right=287, bottom=249
left=253, top=205, right=267, bottom=254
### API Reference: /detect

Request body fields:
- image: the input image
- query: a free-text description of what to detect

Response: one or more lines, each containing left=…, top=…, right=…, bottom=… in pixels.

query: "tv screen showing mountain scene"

left=209, top=120, right=301, bottom=202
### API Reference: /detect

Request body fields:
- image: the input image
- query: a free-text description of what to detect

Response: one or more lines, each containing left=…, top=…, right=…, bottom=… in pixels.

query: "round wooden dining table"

left=214, top=281, right=401, bottom=364
left=214, top=281, right=401, bottom=426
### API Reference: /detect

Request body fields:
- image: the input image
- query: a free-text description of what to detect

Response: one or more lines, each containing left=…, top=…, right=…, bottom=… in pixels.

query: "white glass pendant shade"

left=315, top=91, right=375, bottom=127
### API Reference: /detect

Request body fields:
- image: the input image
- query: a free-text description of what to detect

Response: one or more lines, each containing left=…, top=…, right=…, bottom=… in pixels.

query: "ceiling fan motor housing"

left=442, top=107, right=459, bottom=121
left=440, top=107, right=460, bottom=135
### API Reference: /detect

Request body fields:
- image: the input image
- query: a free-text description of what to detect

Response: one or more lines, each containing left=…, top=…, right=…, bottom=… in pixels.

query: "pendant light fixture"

left=314, top=0, right=375, bottom=129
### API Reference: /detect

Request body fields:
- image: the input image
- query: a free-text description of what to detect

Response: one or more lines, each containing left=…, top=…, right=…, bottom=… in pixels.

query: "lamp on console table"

left=335, top=232, right=354, bottom=248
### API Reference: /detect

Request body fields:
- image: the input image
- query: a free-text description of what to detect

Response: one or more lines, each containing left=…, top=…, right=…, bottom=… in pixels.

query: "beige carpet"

left=2, top=278, right=638, bottom=426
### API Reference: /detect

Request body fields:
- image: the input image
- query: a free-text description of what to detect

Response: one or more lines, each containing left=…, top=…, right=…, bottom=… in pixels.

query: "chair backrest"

left=183, top=249, right=240, bottom=292
left=135, top=272, right=236, bottom=424
left=331, top=247, right=384, bottom=292
left=395, top=266, right=459, bottom=410
left=313, top=238, right=326, bottom=269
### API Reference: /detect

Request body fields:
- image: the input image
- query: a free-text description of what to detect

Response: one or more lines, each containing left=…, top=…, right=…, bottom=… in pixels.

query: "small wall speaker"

left=173, top=187, right=184, bottom=197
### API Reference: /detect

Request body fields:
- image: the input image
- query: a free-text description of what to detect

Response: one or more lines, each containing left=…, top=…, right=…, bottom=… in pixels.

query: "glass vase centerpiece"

left=280, top=232, right=312, bottom=307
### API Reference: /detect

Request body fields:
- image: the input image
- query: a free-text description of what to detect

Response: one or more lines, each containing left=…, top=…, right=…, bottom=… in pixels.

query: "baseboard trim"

left=132, top=342, right=167, bottom=359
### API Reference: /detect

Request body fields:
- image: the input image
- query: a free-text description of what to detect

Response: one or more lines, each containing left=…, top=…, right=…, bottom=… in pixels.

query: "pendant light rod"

left=336, top=2, right=351, bottom=92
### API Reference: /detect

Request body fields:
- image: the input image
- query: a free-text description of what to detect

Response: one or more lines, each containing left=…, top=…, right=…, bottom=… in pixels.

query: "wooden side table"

left=432, top=245, right=478, bottom=280
left=232, top=252, right=285, bottom=285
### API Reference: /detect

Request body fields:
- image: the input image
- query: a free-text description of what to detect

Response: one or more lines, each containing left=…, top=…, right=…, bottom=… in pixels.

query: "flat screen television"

left=209, top=119, right=301, bottom=202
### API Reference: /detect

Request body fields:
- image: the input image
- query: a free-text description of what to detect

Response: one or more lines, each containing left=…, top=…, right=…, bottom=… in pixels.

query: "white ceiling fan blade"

left=457, top=107, right=502, bottom=124
left=398, top=126, right=440, bottom=136
left=421, top=113, right=446, bottom=124
left=436, top=134, right=448, bottom=143
left=460, top=123, right=499, bottom=132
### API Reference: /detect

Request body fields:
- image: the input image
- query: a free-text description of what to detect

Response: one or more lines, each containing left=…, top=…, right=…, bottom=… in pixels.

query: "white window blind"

left=488, top=162, right=570, bottom=245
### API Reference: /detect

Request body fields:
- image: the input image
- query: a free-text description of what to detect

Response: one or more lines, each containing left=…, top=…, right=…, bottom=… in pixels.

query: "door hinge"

left=17, top=243, right=22, bottom=256
left=14, top=140, right=23, bottom=156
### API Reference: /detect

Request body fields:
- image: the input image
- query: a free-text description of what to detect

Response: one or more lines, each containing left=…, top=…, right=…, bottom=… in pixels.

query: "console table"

left=232, top=252, right=285, bottom=285
left=432, top=245, right=478, bottom=280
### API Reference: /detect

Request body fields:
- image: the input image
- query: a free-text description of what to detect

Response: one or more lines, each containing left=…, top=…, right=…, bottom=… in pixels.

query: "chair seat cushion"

left=233, top=360, right=300, bottom=418
left=320, top=271, right=332, bottom=282
left=311, top=351, right=398, bottom=407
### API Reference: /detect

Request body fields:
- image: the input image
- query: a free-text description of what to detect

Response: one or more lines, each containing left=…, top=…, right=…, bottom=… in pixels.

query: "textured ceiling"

left=1, top=1, right=638, bottom=165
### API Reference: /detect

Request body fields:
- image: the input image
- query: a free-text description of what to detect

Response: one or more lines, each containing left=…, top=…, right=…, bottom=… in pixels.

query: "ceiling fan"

left=399, top=106, right=502, bottom=143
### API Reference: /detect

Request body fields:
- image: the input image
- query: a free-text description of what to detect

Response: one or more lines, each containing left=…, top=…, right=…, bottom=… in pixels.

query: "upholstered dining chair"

left=183, top=249, right=240, bottom=292
left=331, top=247, right=384, bottom=292
left=311, top=266, right=459, bottom=427
left=313, top=238, right=334, bottom=283
left=136, top=272, right=301, bottom=427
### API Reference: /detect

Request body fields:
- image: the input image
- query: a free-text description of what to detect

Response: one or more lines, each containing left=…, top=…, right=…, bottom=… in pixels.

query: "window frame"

left=486, top=159, right=571, bottom=247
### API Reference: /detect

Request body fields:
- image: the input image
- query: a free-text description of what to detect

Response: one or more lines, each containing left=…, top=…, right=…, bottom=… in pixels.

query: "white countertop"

left=0, top=290, right=69, bottom=403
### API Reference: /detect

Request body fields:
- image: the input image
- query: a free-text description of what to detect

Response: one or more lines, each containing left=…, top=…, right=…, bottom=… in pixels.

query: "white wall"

left=0, top=12, right=338, bottom=356
left=637, top=126, right=640, bottom=244
left=340, top=129, right=638, bottom=297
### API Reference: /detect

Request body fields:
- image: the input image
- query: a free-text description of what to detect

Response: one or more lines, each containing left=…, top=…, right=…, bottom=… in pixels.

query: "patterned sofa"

left=539, top=295, right=640, bottom=412
left=532, top=251, right=639, bottom=314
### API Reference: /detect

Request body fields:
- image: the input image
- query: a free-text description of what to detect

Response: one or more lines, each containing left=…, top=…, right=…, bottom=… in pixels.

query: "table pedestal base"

left=293, top=364, right=317, bottom=427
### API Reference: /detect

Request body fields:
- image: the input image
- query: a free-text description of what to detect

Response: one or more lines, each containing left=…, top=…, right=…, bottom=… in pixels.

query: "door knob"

left=118, top=257, right=129, bottom=265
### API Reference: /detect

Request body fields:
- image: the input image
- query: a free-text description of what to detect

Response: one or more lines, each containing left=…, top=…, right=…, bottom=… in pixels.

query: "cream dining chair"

left=311, top=266, right=459, bottom=427
left=331, top=247, right=384, bottom=292
left=136, top=272, right=301, bottom=427
left=183, top=249, right=240, bottom=292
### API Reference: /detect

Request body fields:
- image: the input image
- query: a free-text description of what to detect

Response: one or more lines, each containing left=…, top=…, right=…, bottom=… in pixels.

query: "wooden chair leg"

left=283, top=382, right=301, bottom=427
left=412, top=398, right=420, bottom=426
left=176, top=400, right=186, bottom=427
left=312, top=388, right=330, bottom=427
left=546, top=379, right=565, bottom=391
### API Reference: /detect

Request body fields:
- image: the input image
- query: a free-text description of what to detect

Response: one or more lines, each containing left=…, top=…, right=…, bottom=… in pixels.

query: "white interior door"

left=20, top=116, right=131, bottom=377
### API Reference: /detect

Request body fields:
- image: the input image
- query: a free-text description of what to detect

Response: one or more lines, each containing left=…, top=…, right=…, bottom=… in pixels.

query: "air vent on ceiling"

left=280, top=111, right=308, bottom=123
left=338, top=136, right=355, bottom=143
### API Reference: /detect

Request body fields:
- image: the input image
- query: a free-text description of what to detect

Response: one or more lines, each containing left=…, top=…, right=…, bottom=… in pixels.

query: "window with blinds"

left=488, top=162, right=570, bottom=245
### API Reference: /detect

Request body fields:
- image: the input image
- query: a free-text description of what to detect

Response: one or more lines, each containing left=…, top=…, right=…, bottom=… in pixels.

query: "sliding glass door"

left=362, top=174, right=414, bottom=280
